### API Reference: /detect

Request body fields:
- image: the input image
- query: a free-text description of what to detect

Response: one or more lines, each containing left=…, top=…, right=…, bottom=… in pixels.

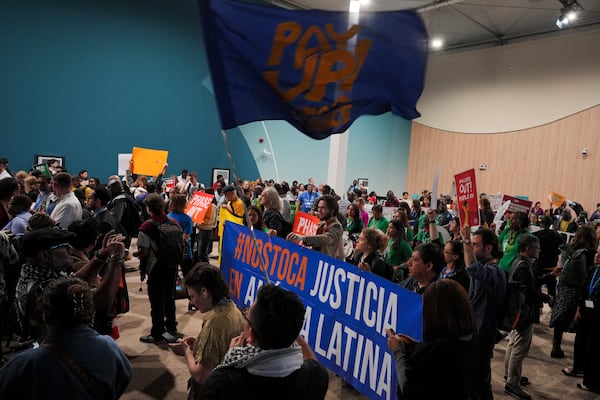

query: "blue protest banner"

left=198, top=0, right=428, bottom=140
left=221, top=223, right=423, bottom=400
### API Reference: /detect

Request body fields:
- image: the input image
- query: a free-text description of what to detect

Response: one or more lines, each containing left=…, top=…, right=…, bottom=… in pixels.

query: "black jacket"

left=199, top=360, right=328, bottom=400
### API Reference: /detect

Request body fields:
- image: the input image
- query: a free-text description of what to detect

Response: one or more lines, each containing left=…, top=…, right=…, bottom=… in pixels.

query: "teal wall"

left=1, top=0, right=413, bottom=194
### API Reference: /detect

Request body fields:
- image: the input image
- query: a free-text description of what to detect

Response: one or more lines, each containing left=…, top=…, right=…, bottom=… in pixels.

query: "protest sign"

left=502, top=195, right=532, bottom=215
left=131, top=147, right=168, bottom=176
left=185, top=192, right=215, bottom=224
left=221, top=223, right=423, bottom=400
left=117, top=153, right=132, bottom=176
left=454, top=169, right=479, bottom=227
left=218, top=207, right=244, bottom=264
left=292, top=211, right=320, bottom=236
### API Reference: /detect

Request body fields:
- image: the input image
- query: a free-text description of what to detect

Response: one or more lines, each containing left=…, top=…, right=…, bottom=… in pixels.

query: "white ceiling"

left=266, top=0, right=600, bottom=52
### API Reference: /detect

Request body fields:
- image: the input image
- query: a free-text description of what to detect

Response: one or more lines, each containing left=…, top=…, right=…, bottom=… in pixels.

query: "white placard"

left=118, top=153, right=132, bottom=176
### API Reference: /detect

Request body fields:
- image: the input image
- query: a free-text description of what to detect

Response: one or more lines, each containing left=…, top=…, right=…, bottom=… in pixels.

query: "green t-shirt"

left=368, top=216, right=389, bottom=233
left=498, top=228, right=530, bottom=273
left=385, top=239, right=412, bottom=266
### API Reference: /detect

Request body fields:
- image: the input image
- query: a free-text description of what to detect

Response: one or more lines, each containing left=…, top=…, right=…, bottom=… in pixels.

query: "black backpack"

left=110, top=194, right=143, bottom=236
left=150, top=219, right=185, bottom=266
left=497, top=260, right=532, bottom=332
left=497, top=281, right=526, bottom=332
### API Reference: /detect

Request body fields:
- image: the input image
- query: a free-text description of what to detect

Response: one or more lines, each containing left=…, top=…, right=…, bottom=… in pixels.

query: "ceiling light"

left=430, top=38, right=444, bottom=50
left=556, top=0, right=584, bottom=29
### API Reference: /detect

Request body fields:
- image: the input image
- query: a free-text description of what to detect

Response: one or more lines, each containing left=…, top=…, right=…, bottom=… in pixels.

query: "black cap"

left=21, top=227, right=75, bottom=257
left=222, top=185, right=236, bottom=194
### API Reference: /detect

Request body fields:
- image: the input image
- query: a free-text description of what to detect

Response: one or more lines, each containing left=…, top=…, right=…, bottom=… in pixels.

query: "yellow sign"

left=218, top=208, right=244, bottom=265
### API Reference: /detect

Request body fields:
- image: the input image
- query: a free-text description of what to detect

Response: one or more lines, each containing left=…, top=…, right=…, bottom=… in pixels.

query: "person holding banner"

left=169, top=263, right=244, bottom=399
left=261, top=186, right=288, bottom=238
left=221, top=185, right=244, bottom=219
left=287, top=195, right=344, bottom=260
left=199, top=284, right=329, bottom=399
left=387, top=279, right=478, bottom=400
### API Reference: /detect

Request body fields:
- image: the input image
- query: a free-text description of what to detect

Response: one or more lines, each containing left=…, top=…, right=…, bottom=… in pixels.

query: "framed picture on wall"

left=212, top=168, right=230, bottom=186
left=35, top=154, right=65, bottom=168
left=357, top=178, right=369, bottom=191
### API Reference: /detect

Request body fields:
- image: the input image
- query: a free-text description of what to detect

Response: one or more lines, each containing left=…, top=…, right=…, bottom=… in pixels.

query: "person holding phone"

left=387, top=279, right=479, bottom=399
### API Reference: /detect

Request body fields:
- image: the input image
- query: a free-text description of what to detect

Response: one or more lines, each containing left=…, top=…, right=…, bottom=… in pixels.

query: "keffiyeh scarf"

left=215, top=343, right=304, bottom=378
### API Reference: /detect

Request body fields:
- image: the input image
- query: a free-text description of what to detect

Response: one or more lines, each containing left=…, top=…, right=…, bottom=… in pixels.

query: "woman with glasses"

left=169, top=263, right=244, bottom=399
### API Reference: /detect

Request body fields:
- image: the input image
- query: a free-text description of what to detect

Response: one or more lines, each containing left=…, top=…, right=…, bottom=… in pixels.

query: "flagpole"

left=260, top=121, right=280, bottom=182
left=221, top=129, right=271, bottom=285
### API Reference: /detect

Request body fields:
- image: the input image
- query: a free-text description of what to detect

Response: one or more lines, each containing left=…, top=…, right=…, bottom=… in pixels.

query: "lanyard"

left=588, top=268, right=600, bottom=299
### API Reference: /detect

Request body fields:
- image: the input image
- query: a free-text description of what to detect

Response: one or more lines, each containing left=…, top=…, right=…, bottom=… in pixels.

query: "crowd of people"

left=2, top=154, right=600, bottom=399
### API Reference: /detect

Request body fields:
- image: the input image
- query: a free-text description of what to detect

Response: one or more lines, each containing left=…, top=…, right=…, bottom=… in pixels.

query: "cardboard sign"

left=454, top=169, right=479, bottom=227
left=131, top=147, right=168, bottom=176
left=292, top=211, right=320, bottom=236
left=185, top=192, right=215, bottom=224
left=548, top=191, right=567, bottom=209
left=502, top=195, right=532, bottom=215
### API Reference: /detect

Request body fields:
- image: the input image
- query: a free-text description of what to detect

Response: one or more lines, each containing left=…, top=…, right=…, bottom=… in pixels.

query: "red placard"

left=502, top=195, right=532, bottom=216
left=185, top=192, right=215, bottom=224
left=292, top=211, right=320, bottom=236
left=164, top=178, right=175, bottom=190
left=454, top=169, right=479, bottom=227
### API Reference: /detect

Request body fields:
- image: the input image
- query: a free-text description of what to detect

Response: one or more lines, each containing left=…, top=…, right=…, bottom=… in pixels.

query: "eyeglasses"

left=241, top=306, right=259, bottom=339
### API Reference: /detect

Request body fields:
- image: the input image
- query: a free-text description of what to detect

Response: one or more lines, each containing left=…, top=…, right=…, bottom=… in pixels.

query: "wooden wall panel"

left=407, top=105, right=600, bottom=213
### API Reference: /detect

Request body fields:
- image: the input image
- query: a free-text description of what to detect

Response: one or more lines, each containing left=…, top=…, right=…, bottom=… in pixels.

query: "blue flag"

left=198, top=0, right=428, bottom=140
left=221, top=222, right=423, bottom=400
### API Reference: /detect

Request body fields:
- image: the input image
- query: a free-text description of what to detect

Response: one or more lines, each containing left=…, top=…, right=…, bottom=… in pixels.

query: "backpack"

left=497, top=260, right=532, bottom=332
left=497, top=281, right=526, bottom=332
left=150, top=219, right=185, bottom=266
left=110, top=194, right=143, bottom=236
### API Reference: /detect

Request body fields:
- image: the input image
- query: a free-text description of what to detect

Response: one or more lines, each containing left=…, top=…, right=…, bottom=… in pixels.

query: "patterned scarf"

left=215, top=344, right=304, bottom=378
left=15, top=263, right=68, bottom=316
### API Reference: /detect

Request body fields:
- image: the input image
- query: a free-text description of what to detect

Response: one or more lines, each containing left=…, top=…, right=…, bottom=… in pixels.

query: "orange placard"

left=185, top=192, right=215, bottom=224
left=131, top=147, right=168, bottom=176
left=292, top=211, right=320, bottom=236
left=548, top=191, right=567, bottom=209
